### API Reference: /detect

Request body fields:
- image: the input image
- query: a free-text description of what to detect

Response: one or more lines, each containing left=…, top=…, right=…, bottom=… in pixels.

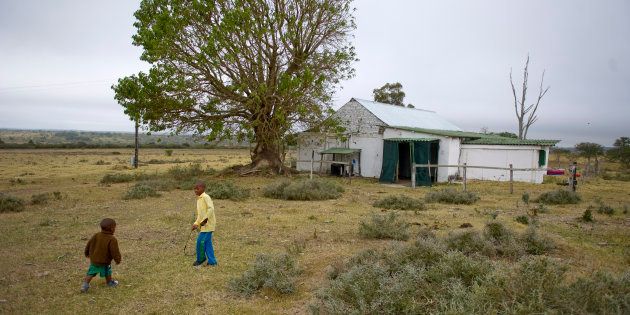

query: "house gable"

left=332, top=99, right=385, bottom=135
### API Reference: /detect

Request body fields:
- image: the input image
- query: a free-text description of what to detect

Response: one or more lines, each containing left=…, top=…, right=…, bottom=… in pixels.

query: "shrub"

left=446, top=230, right=496, bottom=257
left=0, top=193, right=25, bottom=213
left=425, top=188, right=480, bottom=205
left=558, top=271, right=630, bottom=314
left=228, top=253, right=301, bottom=296
left=165, top=149, right=173, bottom=156
left=373, top=195, right=426, bottom=211
left=31, top=193, right=50, bottom=205
left=263, top=178, right=343, bottom=201
left=535, top=189, right=581, bottom=205
left=123, top=184, right=161, bottom=200
left=359, top=212, right=410, bottom=241
left=596, top=204, right=615, bottom=215
left=521, top=192, right=530, bottom=205
left=207, top=181, right=250, bottom=201
left=582, top=209, right=594, bottom=222
left=515, top=215, right=529, bottom=225
left=484, top=222, right=524, bottom=259
left=53, top=191, right=62, bottom=200
left=100, top=173, right=135, bottom=184
left=167, top=163, right=206, bottom=181
left=136, top=179, right=178, bottom=191
left=520, top=227, right=555, bottom=255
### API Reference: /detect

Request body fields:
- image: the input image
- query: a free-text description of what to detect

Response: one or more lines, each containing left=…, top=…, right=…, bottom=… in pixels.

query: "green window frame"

left=538, top=150, right=546, bottom=167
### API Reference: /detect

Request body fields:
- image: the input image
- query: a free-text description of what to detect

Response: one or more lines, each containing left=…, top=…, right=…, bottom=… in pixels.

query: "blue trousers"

left=196, top=232, right=217, bottom=265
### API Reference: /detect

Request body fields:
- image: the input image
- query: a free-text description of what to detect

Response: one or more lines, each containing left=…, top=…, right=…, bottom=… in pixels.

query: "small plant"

left=167, top=163, right=205, bottom=181
left=425, top=188, right=480, bottom=205
left=100, top=173, right=135, bottom=184
left=263, top=178, right=343, bottom=201
left=582, top=209, right=594, bottom=222
left=9, top=178, right=25, bottom=185
left=535, top=189, right=581, bottom=205
left=206, top=181, right=250, bottom=201
left=284, top=239, right=307, bottom=256
left=596, top=204, right=615, bottom=216
left=123, top=184, right=161, bottom=200
left=372, top=195, right=426, bottom=211
left=165, top=149, right=173, bottom=156
left=53, top=191, right=62, bottom=200
left=228, top=253, right=301, bottom=296
left=95, top=160, right=109, bottom=165
left=359, top=212, right=410, bottom=240
left=521, top=227, right=555, bottom=255
left=515, top=215, right=529, bottom=225
left=522, top=192, right=530, bottom=205
left=0, top=193, right=25, bottom=213
left=446, top=230, right=495, bottom=256
left=31, top=193, right=50, bottom=205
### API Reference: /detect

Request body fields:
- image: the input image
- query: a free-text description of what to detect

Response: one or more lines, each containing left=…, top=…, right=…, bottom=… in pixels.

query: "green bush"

left=425, top=188, right=480, bottom=205
left=520, top=227, right=555, bottom=255
left=228, top=253, right=301, bottom=296
left=31, top=193, right=50, bottom=205
left=582, top=209, right=594, bottom=222
left=263, top=178, right=343, bottom=201
left=515, top=215, right=529, bottom=225
left=596, top=204, right=615, bottom=215
left=446, top=230, right=496, bottom=256
left=373, top=195, right=426, bottom=211
left=136, top=179, right=178, bottom=191
left=100, top=173, right=135, bottom=184
left=207, top=181, right=250, bottom=201
left=0, top=193, right=25, bottom=213
left=123, top=184, right=161, bottom=200
left=312, top=232, right=629, bottom=314
left=535, top=189, right=581, bottom=205
left=167, top=163, right=209, bottom=181
left=165, top=149, right=173, bottom=156
left=359, top=212, right=410, bottom=241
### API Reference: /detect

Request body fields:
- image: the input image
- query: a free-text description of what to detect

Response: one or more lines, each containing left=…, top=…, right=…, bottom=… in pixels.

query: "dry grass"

left=0, top=148, right=628, bottom=314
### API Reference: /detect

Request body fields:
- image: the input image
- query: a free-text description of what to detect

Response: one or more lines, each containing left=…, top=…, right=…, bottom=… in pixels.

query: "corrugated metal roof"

left=384, top=137, right=439, bottom=142
left=353, top=98, right=462, bottom=131
left=392, top=126, right=494, bottom=138
left=463, top=138, right=560, bottom=146
left=320, top=147, right=361, bottom=154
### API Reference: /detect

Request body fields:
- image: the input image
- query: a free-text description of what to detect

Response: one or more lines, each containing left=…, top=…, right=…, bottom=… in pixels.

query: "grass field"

left=1, top=148, right=629, bottom=314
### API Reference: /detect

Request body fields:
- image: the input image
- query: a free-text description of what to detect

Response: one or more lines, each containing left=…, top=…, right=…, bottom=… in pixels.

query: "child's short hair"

left=100, top=218, right=116, bottom=231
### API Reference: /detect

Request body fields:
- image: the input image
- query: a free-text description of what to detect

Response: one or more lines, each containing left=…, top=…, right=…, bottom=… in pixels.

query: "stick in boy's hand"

left=191, top=218, right=208, bottom=231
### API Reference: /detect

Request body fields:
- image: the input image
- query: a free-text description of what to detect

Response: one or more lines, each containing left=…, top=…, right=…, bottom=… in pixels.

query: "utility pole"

left=133, top=119, right=139, bottom=169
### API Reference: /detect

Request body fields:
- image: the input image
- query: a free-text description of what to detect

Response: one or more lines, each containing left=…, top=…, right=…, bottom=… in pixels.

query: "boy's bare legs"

left=81, top=275, right=94, bottom=293
left=106, top=275, right=118, bottom=287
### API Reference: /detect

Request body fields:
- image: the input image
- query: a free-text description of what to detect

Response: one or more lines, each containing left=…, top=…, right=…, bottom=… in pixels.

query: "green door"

left=379, top=140, right=399, bottom=183
left=413, top=141, right=432, bottom=186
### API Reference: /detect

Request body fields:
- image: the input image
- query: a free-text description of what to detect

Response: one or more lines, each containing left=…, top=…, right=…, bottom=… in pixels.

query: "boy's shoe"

left=192, top=260, right=204, bottom=267
left=107, top=280, right=119, bottom=288
left=80, top=282, right=90, bottom=293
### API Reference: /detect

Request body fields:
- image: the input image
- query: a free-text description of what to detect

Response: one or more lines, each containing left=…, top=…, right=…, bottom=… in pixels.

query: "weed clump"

left=100, top=173, right=135, bottom=184
left=359, top=212, right=410, bottom=241
left=582, top=209, right=594, bottom=222
left=0, top=193, right=25, bottom=213
left=596, top=204, right=615, bottom=216
left=167, top=163, right=212, bottom=181
left=446, top=230, right=495, bottom=256
left=373, top=195, right=426, bottom=211
left=515, top=215, right=529, bottom=225
left=31, top=193, right=50, bottom=205
left=425, top=188, right=480, bottom=205
left=520, top=227, right=556, bottom=255
left=207, top=181, right=250, bottom=201
left=228, top=253, right=301, bottom=296
left=123, top=184, right=161, bottom=200
left=263, top=178, right=343, bottom=201
left=535, top=189, right=581, bottom=204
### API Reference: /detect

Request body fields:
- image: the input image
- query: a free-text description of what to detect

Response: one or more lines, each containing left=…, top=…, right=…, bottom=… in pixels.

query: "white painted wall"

left=460, top=145, right=549, bottom=183
left=348, top=134, right=383, bottom=177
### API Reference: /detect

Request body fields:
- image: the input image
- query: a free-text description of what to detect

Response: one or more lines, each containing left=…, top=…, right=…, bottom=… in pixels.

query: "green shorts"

left=86, top=263, right=112, bottom=277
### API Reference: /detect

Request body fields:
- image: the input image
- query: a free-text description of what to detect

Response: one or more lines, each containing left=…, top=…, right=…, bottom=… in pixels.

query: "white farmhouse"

left=297, top=98, right=559, bottom=185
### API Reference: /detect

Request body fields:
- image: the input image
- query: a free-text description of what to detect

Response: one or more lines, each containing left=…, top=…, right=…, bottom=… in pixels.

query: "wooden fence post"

left=411, top=164, right=416, bottom=188
left=509, top=164, right=514, bottom=194
left=463, top=163, right=467, bottom=192
left=310, top=150, right=314, bottom=180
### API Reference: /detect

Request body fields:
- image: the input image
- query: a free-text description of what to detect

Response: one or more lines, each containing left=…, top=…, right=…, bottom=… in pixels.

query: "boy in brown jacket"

left=80, top=218, right=122, bottom=293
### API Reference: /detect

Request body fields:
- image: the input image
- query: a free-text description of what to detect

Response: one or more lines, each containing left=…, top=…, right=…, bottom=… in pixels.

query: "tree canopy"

left=373, top=82, right=413, bottom=107
left=575, top=142, right=604, bottom=162
left=112, top=0, right=357, bottom=171
left=607, top=136, right=630, bottom=169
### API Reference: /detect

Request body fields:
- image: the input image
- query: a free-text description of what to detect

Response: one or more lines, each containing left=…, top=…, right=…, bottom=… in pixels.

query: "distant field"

left=0, top=148, right=628, bottom=313
left=0, top=129, right=248, bottom=148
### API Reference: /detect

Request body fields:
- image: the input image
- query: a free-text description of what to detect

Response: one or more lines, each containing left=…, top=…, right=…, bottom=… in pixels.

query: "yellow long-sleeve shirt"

left=195, top=192, right=216, bottom=232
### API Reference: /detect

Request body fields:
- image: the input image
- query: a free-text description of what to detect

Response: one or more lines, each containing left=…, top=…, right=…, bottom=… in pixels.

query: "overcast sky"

left=1, top=0, right=628, bottom=147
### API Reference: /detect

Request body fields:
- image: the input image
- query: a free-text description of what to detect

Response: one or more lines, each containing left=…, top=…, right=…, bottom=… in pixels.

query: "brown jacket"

left=84, top=231, right=121, bottom=266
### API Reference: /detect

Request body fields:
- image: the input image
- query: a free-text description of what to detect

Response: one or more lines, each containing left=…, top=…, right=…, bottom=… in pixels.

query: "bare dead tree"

left=510, top=55, right=550, bottom=139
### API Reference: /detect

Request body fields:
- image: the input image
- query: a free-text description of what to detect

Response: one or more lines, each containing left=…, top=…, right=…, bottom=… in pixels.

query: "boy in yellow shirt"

left=192, top=181, right=217, bottom=267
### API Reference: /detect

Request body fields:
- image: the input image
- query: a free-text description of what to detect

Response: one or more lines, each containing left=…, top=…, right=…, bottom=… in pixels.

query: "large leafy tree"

left=373, top=82, right=413, bottom=107
left=113, top=0, right=356, bottom=172
left=575, top=142, right=604, bottom=173
left=607, top=137, right=630, bottom=169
